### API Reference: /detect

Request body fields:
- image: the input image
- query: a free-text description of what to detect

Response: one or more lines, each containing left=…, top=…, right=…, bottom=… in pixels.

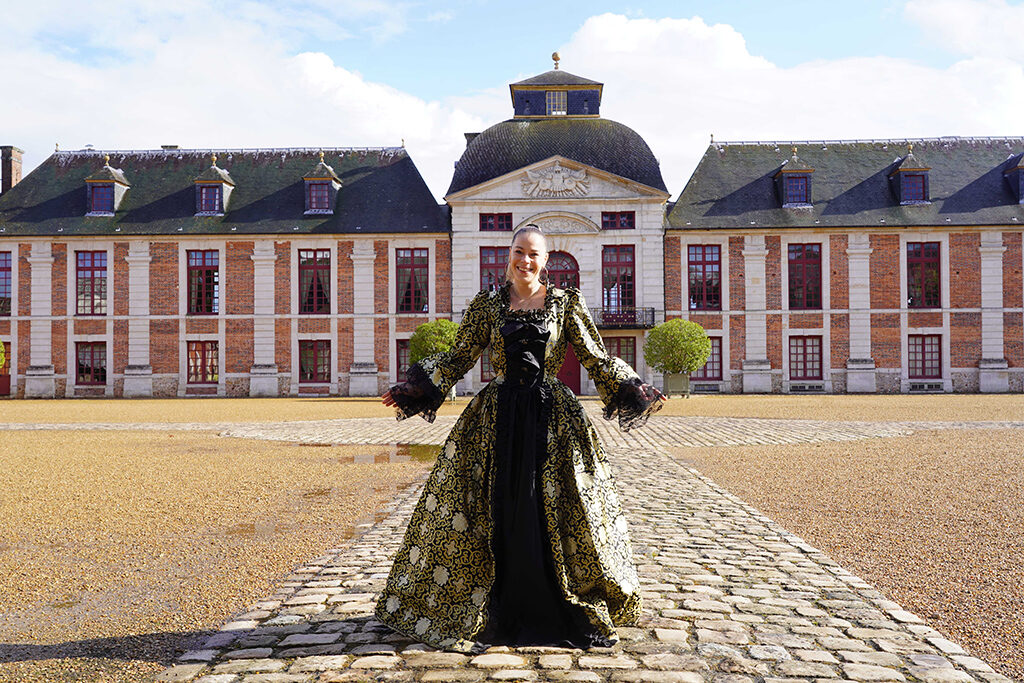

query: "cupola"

left=889, top=143, right=931, bottom=205
left=773, top=147, right=814, bottom=207
left=85, top=155, right=130, bottom=216
left=509, top=53, right=603, bottom=118
left=193, top=153, right=234, bottom=216
left=1004, top=153, right=1024, bottom=204
left=302, top=151, right=342, bottom=214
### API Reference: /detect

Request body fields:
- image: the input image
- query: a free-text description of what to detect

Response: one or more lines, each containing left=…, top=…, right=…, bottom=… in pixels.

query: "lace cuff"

left=603, top=377, right=665, bottom=432
left=390, top=363, right=446, bottom=423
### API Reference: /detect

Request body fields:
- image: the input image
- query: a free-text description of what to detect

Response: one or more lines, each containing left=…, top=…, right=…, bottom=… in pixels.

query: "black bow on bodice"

left=500, top=320, right=550, bottom=389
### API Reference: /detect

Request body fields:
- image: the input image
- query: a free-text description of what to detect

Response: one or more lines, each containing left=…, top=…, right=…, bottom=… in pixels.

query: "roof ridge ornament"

left=211, top=153, right=218, bottom=167
left=552, top=51, right=560, bottom=70
left=104, top=154, right=110, bottom=167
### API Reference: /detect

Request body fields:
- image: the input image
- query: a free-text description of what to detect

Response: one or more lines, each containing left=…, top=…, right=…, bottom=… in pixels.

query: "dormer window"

left=85, top=155, right=129, bottom=216
left=193, top=153, right=234, bottom=217
left=546, top=90, right=567, bottom=116
left=1003, top=153, right=1024, bottom=203
left=890, top=143, right=930, bottom=205
left=302, top=151, right=342, bottom=215
left=774, top=147, right=814, bottom=208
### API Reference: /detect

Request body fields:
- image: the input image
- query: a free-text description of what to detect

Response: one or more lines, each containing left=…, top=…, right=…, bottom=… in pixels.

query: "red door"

left=0, top=342, right=9, bottom=396
left=548, top=252, right=581, bottom=394
left=557, top=343, right=580, bottom=394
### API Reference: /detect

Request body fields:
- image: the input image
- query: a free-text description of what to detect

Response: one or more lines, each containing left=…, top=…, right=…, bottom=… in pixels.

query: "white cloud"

left=905, top=0, right=1024, bottom=61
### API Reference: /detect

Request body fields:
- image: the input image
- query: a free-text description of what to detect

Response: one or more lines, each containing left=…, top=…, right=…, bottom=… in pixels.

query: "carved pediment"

left=521, top=162, right=589, bottom=198
left=523, top=213, right=599, bottom=234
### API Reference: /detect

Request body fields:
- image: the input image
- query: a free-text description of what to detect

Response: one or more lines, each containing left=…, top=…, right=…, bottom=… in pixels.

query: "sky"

left=3, top=0, right=1024, bottom=200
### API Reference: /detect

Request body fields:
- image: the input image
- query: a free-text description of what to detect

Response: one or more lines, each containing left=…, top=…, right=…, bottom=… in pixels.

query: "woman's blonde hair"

left=504, top=224, right=549, bottom=284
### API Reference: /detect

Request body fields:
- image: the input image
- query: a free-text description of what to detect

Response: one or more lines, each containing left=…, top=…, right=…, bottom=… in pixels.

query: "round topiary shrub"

left=643, top=318, right=711, bottom=375
left=409, top=319, right=459, bottom=365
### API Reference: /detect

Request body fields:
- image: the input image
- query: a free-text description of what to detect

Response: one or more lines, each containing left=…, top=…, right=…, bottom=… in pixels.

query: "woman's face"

left=509, top=231, right=549, bottom=287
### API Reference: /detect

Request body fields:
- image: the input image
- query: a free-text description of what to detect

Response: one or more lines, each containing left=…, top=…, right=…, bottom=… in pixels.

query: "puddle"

left=48, top=596, right=81, bottom=609
left=296, top=443, right=438, bottom=464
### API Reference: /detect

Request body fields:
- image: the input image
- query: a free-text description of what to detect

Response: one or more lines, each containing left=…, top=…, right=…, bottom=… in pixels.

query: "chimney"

left=1, top=146, right=24, bottom=194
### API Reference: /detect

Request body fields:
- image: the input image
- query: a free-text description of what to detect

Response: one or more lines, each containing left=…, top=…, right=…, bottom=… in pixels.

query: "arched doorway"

left=548, top=251, right=581, bottom=394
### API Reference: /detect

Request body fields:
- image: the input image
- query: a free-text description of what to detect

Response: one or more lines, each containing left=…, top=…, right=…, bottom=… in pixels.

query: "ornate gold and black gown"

left=376, top=284, right=663, bottom=652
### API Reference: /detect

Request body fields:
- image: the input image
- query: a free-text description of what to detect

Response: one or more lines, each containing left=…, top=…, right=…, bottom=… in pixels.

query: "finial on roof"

left=104, top=154, right=110, bottom=166
left=552, top=51, right=560, bottom=70
left=211, top=153, right=217, bottom=166
left=55, top=143, right=60, bottom=152
left=908, top=142, right=914, bottom=154
left=792, top=146, right=798, bottom=157
left=710, top=133, right=714, bottom=144
left=401, top=138, right=405, bottom=148
left=318, top=150, right=324, bottom=163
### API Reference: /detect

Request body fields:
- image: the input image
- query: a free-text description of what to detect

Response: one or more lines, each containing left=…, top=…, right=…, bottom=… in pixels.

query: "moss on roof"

left=0, top=147, right=446, bottom=236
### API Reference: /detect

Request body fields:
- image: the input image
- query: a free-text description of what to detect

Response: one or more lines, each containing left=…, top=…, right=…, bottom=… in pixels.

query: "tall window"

left=546, top=90, right=567, bottom=115
left=0, top=251, right=10, bottom=316
left=187, top=341, right=218, bottom=384
left=298, top=249, right=330, bottom=314
left=789, top=336, right=823, bottom=381
left=76, top=251, right=107, bottom=316
left=603, top=337, right=636, bottom=368
left=602, top=246, right=635, bottom=311
left=479, top=213, right=513, bottom=231
left=547, top=251, right=580, bottom=289
left=788, top=244, right=822, bottom=310
left=688, top=245, right=721, bottom=311
left=909, top=334, right=941, bottom=379
left=307, top=182, right=331, bottom=211
left=396, top=248, right=428, bottom=313
left=90, top=184, right=114, bottom=213
left=692, top=337, right=722, bottom=381
left=299, top=340, right=331, bottom=383
left=902, top=174, right=927, bottom=202
left=187, top=250, right=219, bottom=315
left=785, top=176, right=809, bottom=205
left=480, top=247, right=508, bottom=291
left=76, top=342, right=106, bottom=385
left=601, top=212, right=635, bottom=230
left=197, top=185, right=222, bottom=213
left=907, top=242, right=940, bottom=308
left=396, top=339, right=411, bottom=382
left=480, top=348, right=495, bottom=382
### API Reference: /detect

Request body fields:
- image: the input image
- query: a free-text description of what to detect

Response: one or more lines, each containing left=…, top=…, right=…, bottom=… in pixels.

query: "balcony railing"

left=590, top=307, right=655, bottom=329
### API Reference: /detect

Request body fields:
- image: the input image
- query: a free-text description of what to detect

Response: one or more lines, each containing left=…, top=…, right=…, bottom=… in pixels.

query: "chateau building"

left=0, top=62, right=1022, bottom=397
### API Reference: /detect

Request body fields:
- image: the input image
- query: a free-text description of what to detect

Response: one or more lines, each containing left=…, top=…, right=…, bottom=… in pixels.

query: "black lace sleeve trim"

left=390, top=363, right=446, bottom=423
left=603, top=377, right=665, bottom=432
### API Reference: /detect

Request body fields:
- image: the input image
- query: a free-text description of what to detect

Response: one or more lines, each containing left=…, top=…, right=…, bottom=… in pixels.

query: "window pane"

left=788, top=243, right=822, bottom=310
left=480, top=247, right=508, bottom=291
left=789, top=336, right=822, bottom=380
left=692, top=337, right=722, bottom=380
left=0, top=251, right=9, bottom=316
left=90, top=184, right=114, bottom=212
left=396, top=248, right=428, bottom=313
left=907, top=242, right=940, bottom=308
left=546, top=90, right=567, bottom=115
left=688, top=245, right=721, bottom=311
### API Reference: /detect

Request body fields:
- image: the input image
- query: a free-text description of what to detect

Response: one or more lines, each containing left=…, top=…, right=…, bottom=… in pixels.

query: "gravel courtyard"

left=0, top=395, right=1021, bottom=682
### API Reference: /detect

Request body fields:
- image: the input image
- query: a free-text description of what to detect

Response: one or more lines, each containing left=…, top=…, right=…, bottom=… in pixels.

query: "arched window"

left=547, top=251, right=579, bottom=289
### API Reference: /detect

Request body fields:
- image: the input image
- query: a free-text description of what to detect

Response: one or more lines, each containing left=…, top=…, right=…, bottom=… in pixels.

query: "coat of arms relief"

left=521, top=162, right=589, bottom=198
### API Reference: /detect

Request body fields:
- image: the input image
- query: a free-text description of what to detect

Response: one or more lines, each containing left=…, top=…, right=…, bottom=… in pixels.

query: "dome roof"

left=447, top=118, right=668, bottom=197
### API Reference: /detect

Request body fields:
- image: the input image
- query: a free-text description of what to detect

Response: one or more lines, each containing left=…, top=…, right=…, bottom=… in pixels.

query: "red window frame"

left=299, top=340, right=331, bottom=383
left=601, top=211, right=635, bottom=230
left=396, top=248, right=429, bottom=313
left=76, top=251, right=108, bottom=316
left=603, top=336, right=636, bottom=368
left=547, top=251, right=580, bottom=288
left=788, top=243, right=822, bottom=310
left=480, top=247, right=508, bottom=291
left=76, top=342, right=106, bottom=385
left=480, top=348, right=495, bottom=382
left=785, top=176, right=809, bottom=204
left=306, top=182, right=331, bottom=211
left=688, top=244, right=721, bottom=311
left=479, top=213, right=513, bottom=231
left=187, top=250, right=220, bottom=315
left=907, top=241, right=940, bottom=309
left=602, top=245, right=635, bottom=313
left=789, top=336, right=823, bottom=381
left=691, top=336, right=722, bottom=381
left=902, top=174, right=927, bottom=202
left=90, top=184, right=114, bottom=213
left=298, top=248, right=331, bottom=314
left=197, top=184, right=222, bottom=213
left=909, top=334, right=942, bottom=379
left=396, top=339, right=411, bottom=382
left=187, top=340, right=218, bottom=384
left=0, top=251, right=10, bottom=316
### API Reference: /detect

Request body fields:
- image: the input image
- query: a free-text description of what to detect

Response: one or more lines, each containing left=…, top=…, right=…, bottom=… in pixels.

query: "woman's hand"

left=381, top=389, right=397, bottom=407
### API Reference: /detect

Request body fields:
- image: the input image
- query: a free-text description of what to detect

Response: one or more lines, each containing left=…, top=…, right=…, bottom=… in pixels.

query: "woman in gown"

left=377, top=225, right=665, bottom=652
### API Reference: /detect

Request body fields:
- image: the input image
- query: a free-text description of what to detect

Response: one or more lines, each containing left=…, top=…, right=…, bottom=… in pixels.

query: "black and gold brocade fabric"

left=376, top=285, right=663, bottom=652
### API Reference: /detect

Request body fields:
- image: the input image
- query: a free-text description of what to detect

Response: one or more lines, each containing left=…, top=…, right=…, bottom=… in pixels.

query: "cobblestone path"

left=150, top=414, right=1016, bottom=683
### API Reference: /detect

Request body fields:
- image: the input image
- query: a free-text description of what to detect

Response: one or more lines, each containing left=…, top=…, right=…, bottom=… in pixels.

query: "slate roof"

left=669, top=137, right=1024, bottom=230
left=0, top=147, right=447, bottom=236
left=85, top=161, right=130, bottom=186
left=510, top=70, right=602, bottom=87
left=447, top=118, right=668, bottom=197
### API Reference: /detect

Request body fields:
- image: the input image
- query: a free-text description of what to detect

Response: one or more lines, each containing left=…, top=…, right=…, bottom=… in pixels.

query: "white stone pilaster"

left=978, top=231, right=1008, bottom=392
left=846, top=233, right=876, bottom=392
left=25, top=243, right=55, bottom=397
left=249, top=241, right=278, bottom=396
left=123, top=241, right=153, bottom=397
left=349, top=241, right=378, bottom=395
left=741, top=235, right=771, bottom=393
